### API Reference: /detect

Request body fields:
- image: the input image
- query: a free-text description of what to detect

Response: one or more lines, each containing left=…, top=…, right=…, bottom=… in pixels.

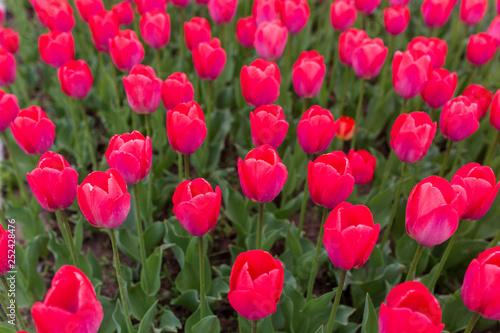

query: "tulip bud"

left=292, top=50, right=326, bottom=98
left=75, top=0, right=105, bottom=23
left=487, top=16, right=500, bottom=45
left=355, top=0, right=381, bottom=15
left=392, top=49, right=432, bottom=99
left=236, top=16, right=257, bottom=48
left=162, top=72, right=194, bottom=110
left=421, top=68, right=457, bottom=109
left=238, top=144, right=288, bottom=203
left=38, top=31, right=75, bottom=68
left=0, top=28, right=20, bottom=54
left=330, top=0, right=358, bottom=32
left=0, top=89, right=19, bottom=132
left=134, top=0, right=168, bottom=14
left=167, top=101, right=207, bottom=154
left=109, top=30, right=145, bottom=72
left=297, top=106, right=338, bottom=154
left=228, top=250, right=284, bottom=320
left=77, top=169, right=131, bottom=229
left=27, top=152, right=78, bottom=212
left=252, top=0, right=280, bottom=25
left=208, top=0, right=238, bottom=25
left=462, top=84, right=492, bottom=119
left=421, top=0, right=454, bottom=28
left=34, top=0, right=75, bottom=32
left=336, top=115, right=355, bottom=140
left=112, top=1, right=135, bottom=26
left=57, top=60, right=94, bottom=99
left=0, top=224, right=11, bottom=275
left=338, top=28, right=368, bottom=67
left=440, top=96, right=479, bottom=142
left=407, top=37, right=448, bottom=69
left=240, top=59, right=281, bottom=107
left=490, top=90, right=500, bottom=131
left=466, top=33, right=497, bottom=66
left=140, top=10, right=171, bottom=49
left=250, top=105, right=289, bottom=149
left=347, top=149, right=376, bottom=185
left=384, top=5, right=410, bottom=36
left=254, top=20, right=288, bottom=61
left=184, top=17, right=212, bottom=51
left=460, top=0, right=487, bottom=26
left=172, top=178, right=221, bottom=236
left=10, top=106, right=56, bottom=155
left=89, top=10, right=120, bottom=53
left=193, top=38, right=226, bottom=80
left=0, top=48, right=16, bottom=87
left=351, top=38, right=387, bottom=79
left=280, top=0, right=310, bottom=35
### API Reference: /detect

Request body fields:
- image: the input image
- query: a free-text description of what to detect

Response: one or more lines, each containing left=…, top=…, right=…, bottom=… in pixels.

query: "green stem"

left=79, top=100, right=98, bottom=170
left=450, top=140, right=465, bottom=175
left=110, top=63, right=121, bottom=109
left=199, top=235, right=206, bottom=319
left=466, top=66, right=477, bottom=87
left=0, top=208, right=6, bottom=229
left=178, top=153, right=184, bottom=181
left=400, top=98, right=408, bottom=115
left=379, top=150, right=395, bottom=192
left=484, top=132, right=500, bottom=166
left=428, top=225, right=460, bottom=293
left=378, top=34, right=394, bottom=94
left=327, top=30, right=338, bottom=101
left=488, top=229, right=500, bottom=248
left=256, top=203, right=264, bottom=249
left=57, top=210, right=79, bottom=268
left=0, top=293, right=9, bottom=322
left=438, top=140, right=453, bottom=177
left=184, top=154, right=190, bottom=180
left=68, top=97, right=80, bottom=149
left=1, top=275, right=27, bottom=331
left=325, top=270, right=347, bottom=333
left=405, top=243, right=424, bottom=282
left=297, top=176, right=309, bottom=237
left=109, top=228, right=135, bottom=333
left=178, top=8, right=185, bottom=71
left=350, top=79, right=366, bottom=150
left=451, top=25, right=469, bottom=72
left=464, top=312, right=480, bottom=333
left=251, top=320, right=258, bottom=333
left=1, top=132, right=27, bottom=202
left=306, top=207, right=329, bottom=301
left=133, top=184, right=149, bottom=293
left=338, top=69, right=351, bottom=117
left=207, top=80, right=213, bottom=134
left=144, top=114, right=152, bottom=139
left=155, top=48, right=162, bottom=77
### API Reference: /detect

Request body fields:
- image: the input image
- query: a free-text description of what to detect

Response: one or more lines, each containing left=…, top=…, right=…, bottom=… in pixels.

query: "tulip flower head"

left=466, top=33, right=497, bottom=66
left=252, top=0, right=281, bottom=25
left=355, top=0, right=381, bottom=15
left=88, top=10, right=120, bottom=53
left=440, top=95, right=479, bottom=142
left=58, top=60, right=94, bottom=99
left=408, top=37, right=448, bottom=69
left=421, top=68, right=457, bottom=109
left=297, top=106, right=338, bottom=155
left=10, top=106, right=56, bottom=155
left=336, top=116, right=356, bottom=140
left=0, top=224, right=11, bottom=275
left=347, top=149, right=376, bottom=185
left=330, top=0, right=358, bottom=32
left=421, top=0, right=454, bottom=28
left=236, top=16, right=257, bottom=48
left=384, top=5, right=410, bottom=36
left=250, top=105, right=289, bottom=149
left=112, top=1, right=135, bottom=26
left=392, top=49, right=432, bottom=99
left=254, top=20, right=288, bottom=61
left=280, top=0, right=310, bottom=35
left=462, top=84, right=492, bottom=119
left=351, top=37, right=388, bottom=79
left=460, top=0, right=488, bottom=26
left=192, top=38, right=227, bottom=80
left=208, top=0, right=238, bottom=25
left=34, top=0, right=75, bottom=32
left=123, top=65, right=162, bottom=114
left=162, top=72, right=195, bottom=110
left=338, top=28, right=368, bottom=67
left=240, top=59, right=281, bottom=107
left=75, top=0, right=105, bottom=23
left=38, top=31, right=75, bottom=68
left=109, top=30, right=145, bottom=72
left=134, top=0, right=168, bottom=14
left=490, top=90, right=500, bottom=131
left=166, top=101, right=207, bottom=155
left=184, top=17, right=212, bottom=51
left=0, top=89, right=19, bottom=132
left=140, top=9, right=171, bottom=49
left=0, top=28, right=20, bottom=54
left=292, top=50, right=326, bottom=98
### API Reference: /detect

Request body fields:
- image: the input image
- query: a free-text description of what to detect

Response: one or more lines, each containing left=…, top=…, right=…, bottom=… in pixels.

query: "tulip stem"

left=337, top=69, right=351, bottom=117
left=79, top=100, right=98, bottom=170
left=1, top=275, right=27, bottom=331
left=327, top=30, right=338, bottom=100
left=133, top=184, right=149, bottom=293
left=251, top=320, right=258, bottom=333
left=145, top=114, right=152, bottom=139
left=178, top=153, right=184, bottom=181
left=155, top=49, right=162, bottom=77
left=198, top=235, right=206, bottom=319
left=256, top=203, right=264, bottom=249
left=325, top=269, right=347, bottom=333
left=428, top=224, right=461, bottom=293
left=380, top=162, right=407, bottom=249
left=109, top=228, right=135, bottom=333
left=306, top=207, right=329, bottom=301
left=464, top=312, right=480, bottom=333
left=56, top=210, right=79, bottom=268
left=178, top=8, right=185, bottom=71
left=350, top=79, right=366, bottom=150
left=466, top=66, right=477, bottom=87
left=1, top=131, right=27, bottom=203
left=451, top=25, right=469, bottom=72
left=184, top=154, right=190, bottom=180
left=378, top=34, right=394, bottom=96
left=297, top=175, right=309, bottom=237
left=484, top=132, right=500, bottom=166
left=438, top=140, right=453, bottom=178
left=68, top=97, right=80, bottom=154
left=379, top=150, right=395, bottom=192
left=405, top=243, right=424, bottom=282
left=450, top=140, right=465, bottom=175
left=207, top=80, right=213, bottom=134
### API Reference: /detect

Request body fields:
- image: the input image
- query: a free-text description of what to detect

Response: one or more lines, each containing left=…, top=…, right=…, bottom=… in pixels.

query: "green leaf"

left=192, top=315, right=221, bottom=333
left=361, top=293, right=378, bottom=333
left=141, top=245, right=166, bottom=296
left=158, top=309, right=182, bottom=332
left=301, top=290, right=335, bottom=316
left=138, top=301, right=158, bottom=333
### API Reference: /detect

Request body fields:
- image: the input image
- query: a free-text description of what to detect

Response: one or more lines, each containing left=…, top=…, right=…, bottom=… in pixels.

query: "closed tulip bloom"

left=0, top=89, right=19, bottom=132
left=330, top=0, right=358, bottom=32
left=379, top=281, right=445, bottom=333
left=0, top=28, right=20, bottom=54
left=112, top=1, right=135, bottom=26
left=172, top=178, right=221, bottom=236
left=490, top=90, right=500, bottom=131
left=487, top=16, right=500, bottom=45
left=460, top=0, right=487, bottom=25
left=105, top=131, right=152, bottom=185
left=77, top=169, right=131, bottom=229
left=10, top=106, right=55, bottom=155
left=171, top=0, right=191, bottom=7
left=498, top=0, right=500, bottom=14
left=390, top=112, right=437, bottom=164
left=280, top=0, right=310, bottom=35
left=407, top=37, right=448, bottom=69
left=323, top=203, right=380, bottom=270
left=0, top=48, right=16, bottom=86
left=308, top=151, right=355, bottom=209
left=167, top=101, right=207, bottom=154
left=134, top=0, right=168, bottom=14
left=347, top=149, right=376, bottom=185
left=184, top=17, right=212, bottom=51
left=254, top=20, right=288, bottom=61
left=462, top=247, right=500, bottom=320
left=162, top=72, right=194, bottom=110
left=250, top=105, right=289, bottom=148
left=228, top=250, right=284, bottom=320
left=351, top=38, right=387, bottom=79
left=406, top=176, right=466, bottom=247
left=38, top=31, right=75, bottom=68
left=421, top=68, right=457, bottom=109
left=27, top=152, right=79, bottom=212
left=236, top=16, right=257, bottom=48
left=208, top=0, right=238, bottom=25
left=0, top=224, right=11, bottom=275
left=75, top=0, right=104, bottom=23
left=140, top=10, right=171, bottom=49
left=467, top=33, right=497, bottom=66
left=57, top=60, right=93, bottom=99
left=292, top=50, right=326, bottom=98
left=355, top=0, right=381, bottom=15
left=193, top=38, right=226, bottom=80
left=241, top=59, right=281, bottom=107
left=337, top=116, right=356, bottom=140
left=463, top=84, right=492, bottom=118
left=34, top=0, right=75, bottom=32
left=89, top=10, right=120, bottom=53
left=421, top=0, right=454, bottom=28
left=109, top=30, right=145, bottom=72
left=392, top=49, right=432, bottom=99
left=253, top=0, right=281, bottom=25
left=32, top=266, right=103, bottom=333
left=338, top=28, right=368, bottom=67
left=297, top=106, right=338, bottom=154
left=384, top=5, right=410, bottom=36
left=451, top=163, right=500, bottom=220
left=440, top=96, right=479, bottom=142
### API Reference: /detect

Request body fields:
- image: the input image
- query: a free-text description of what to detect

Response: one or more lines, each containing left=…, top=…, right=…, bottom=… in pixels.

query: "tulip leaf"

left=74, top=218, right=83, bottom=253
left=441, top=289, right=472, bottom=332
left=141, top=245, right=167, bottom=296
left=128, top=283, right=155, bottom=320
left=138, top=300, right=158, bottom=333
left=158, top=309, right=182, bottom=332
left=0, top=323, right=16, bottom=333
left=171, top=289, right=199, bottom=312
left=144, top=221, right=166, bottom=254
left=361, top=293, right=378, bottom=333
left=97, top=296, right=119, bottom=333
left=301, top=290, right=335, bottom=316
left=192, top=315, right=221, bottom=333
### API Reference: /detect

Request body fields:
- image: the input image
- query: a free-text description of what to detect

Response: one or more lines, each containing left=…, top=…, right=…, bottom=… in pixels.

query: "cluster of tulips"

left=1, top=0, right=500, bottom=332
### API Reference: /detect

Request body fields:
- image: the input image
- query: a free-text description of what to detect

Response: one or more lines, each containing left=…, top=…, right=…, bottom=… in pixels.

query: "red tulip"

left=166, top=101, right=207, bottom=154
left=228, top=250, right=284, bottom=321
left=10, top=106, right=55, bottom=155
left=184, top=17, right=212, bottom=51
left=355, top=0, right=381, bottom=15
left=58, top=60, right=94, bottom=99
left=192, top=38, right=226, bottom=80
left=250, top=104, right=289, bottom=148
left=389, top=0, right=410, bottom=5
left=75, top=0, right=104, bottom=23
left=338, top=28, right=368, bottom=67
left=109, top=30, right=145, bottom=72
left=308, top=151, right=355, bottom=209
left=347, top=149, right=376, bottom=185
left=32, top=266, right=103, bottom=333
left=323, top=202, right=380, bottom=270
left=0, top=7, right=3, bottom=26
left=240, top=59, right=281, bottom=107
left=351, top=38, right=387, bottom=79
left=379, top=281, right=445, bottom=333
left=292, top=50, right=326, bottom=98
left=171, top=0, right=191, bottom=7
left=451, top=163, right=500, bottom=220
left=407, top=37, right=447, bottom=69
left=238, top=144, right=288, bottom=203
left=162, top=72, right=194, bottom=110
left=421, top=0, right=454, bottom=28
left=134, top=0, right=167, bottom=14
left=297, top=106, right=338, bottom=155
left=27, top=152, right=78, bottom=212
left=140, top=10, right=171, bottom=49
left=463, top=84, right=492, bottom=119
left=384, top=5, right=410, bottom=36
left=336, top=116, right=355, bottom=140
left=460, top=0, right=487, bottom=26
left=498, top=0, right=500, bottom=14
left=208, top=0, right=238, bottom=25
left=330, top=0, right=358, bottom=32
left=34, top=0, right=75, bottom=32
left=466, top=33, right=497, bottom=66
left=406, top=176, right=466, bottom=247
left=252, top=0, right=281, bottom=25
left=254, top=20, right=288, bottom=61
left=112, top=1, right=135, bottom=26
left=487, top=16, right=500, bottom=45
left=421, top=68, right=457, bottom=109
left=38, top=31, right=75, bottom=68
left=77, top=169, right=131, bottom=229
left=196, top=0, right=210, bottom=3
left=236, top=16, right=257, bottom=48
left=0, top=28, right=20, bottom=54
left=280, top=0, right=310, bottom=35
left=392, top=49, right=432, bottom=99
left=440, top=96, right=479, bottom=142
left=0, top=47, right=16, bottom=86
left=0, top=89, right=19, bottom=132
left=172, top=178, right=221, bottom=236
left=462, top=247, right=500, bottom=320
left=88, top=10, right=120, bottom=53
left=490, top=90, right=500, bottom=131
left=0, top=224, right=11, bottom=275
left=105, top=131, right=152, bottom=185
